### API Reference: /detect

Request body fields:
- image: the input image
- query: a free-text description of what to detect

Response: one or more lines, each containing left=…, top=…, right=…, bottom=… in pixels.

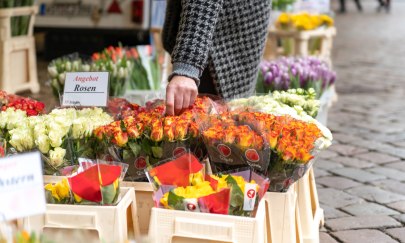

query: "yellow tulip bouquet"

left=145, top=152, right=269, bottom=217
left=276, top=12, right=334, bottom=31
left=44, top=161, right=128, bottom=205
left=275, top=12, right=334, bottom=55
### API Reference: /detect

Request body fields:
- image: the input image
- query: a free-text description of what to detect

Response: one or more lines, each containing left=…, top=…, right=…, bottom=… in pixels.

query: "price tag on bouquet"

left=0, top=152, right=46, bottom=221
left=62, top=72, right=109, bottom=107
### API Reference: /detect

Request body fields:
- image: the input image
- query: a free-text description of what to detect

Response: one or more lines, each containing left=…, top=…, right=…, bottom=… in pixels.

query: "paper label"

left=0, top=152, right=46, bottom=221
left=183, top=198, right=200, bottom=212
left=243, top=183, right=257, bottom=211
left=62, top=72, right=109, bottom=107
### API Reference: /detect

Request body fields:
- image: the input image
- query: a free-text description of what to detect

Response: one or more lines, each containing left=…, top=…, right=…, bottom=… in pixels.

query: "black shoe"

left=338, top=9, right=346, bottom=13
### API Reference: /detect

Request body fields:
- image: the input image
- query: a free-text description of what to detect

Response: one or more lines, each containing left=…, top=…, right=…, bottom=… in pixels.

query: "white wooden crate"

left=0, top=6, right=40, bottom=94
left=264, top=27, right=336, bottom=67
left=265, top=184, right=303, bottom=243
left=296, top=167, right=324, bottom=243
left=148, top=201, right=267, bottom=243
left=23, top=187, right=140, bottom=243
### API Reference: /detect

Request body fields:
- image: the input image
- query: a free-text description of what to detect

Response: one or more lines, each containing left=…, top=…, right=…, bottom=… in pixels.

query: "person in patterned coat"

left=162, top=0, right=272, bottom=115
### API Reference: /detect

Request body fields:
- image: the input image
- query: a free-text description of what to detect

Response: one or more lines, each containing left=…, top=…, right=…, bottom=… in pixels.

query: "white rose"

left=58, top=73, right=66, bottom=85
left=36, top=134, right=51, bottom=154
left=33, top=123, right=47, bottom=138
left=48, top=66, right=58, bottom=78
left=65, top=61, right=72, bottom=72
left=48, top=130, right=64, bottom=148
left=82, top=64, right=90, bottom=72
left=9, top=127, right=34, bottom=152
left=72, top=60, right=80, bottom=71
left=118, top=67, right=125, bottom=79
left=49, top=147, right=66, bottom=167
left=72, top=119, right=85, bottom=139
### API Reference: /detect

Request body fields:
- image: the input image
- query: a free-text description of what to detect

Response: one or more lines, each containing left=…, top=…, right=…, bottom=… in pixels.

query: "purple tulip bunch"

left=258, top=57, right=336, bottom=97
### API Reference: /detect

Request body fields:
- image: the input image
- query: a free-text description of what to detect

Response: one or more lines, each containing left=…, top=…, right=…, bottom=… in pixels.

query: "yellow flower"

left=55, top=178, right=70, bottom=200
left=277, top=13, right=291, bottom=29
left=73, top=192, right=82, bottom=203
left=190, top=172, right=204, bottom=186
left=320, top=15, right=334, bottom=27
left=45, top=184, right=60, bottom=201
left=113, top=179, right=119, bottom=190
left=160, top=181, right=215, bottom=209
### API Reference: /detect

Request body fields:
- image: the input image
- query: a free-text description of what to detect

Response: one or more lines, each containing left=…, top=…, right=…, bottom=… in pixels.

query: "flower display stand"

left=23, top=187, right=140, bottom=243
left=0, top=6, right=40, bottom=94
left=296, top=168, right=324, bottom=243
left=264, top=27, right=336, bottom=67
left=264, top=184, right=303, bottom=243
left=148, top=201, right=267, bottom=243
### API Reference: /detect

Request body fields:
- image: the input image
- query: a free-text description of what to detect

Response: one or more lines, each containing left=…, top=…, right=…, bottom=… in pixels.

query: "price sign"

left=62, top=72, right=109, bottom=107
left=0, top=152, right=46, bottom=221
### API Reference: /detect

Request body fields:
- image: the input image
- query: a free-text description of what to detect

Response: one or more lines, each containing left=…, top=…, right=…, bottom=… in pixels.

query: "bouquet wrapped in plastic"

left=146, top=153, right=269, bottom=217
left=44, top=160, right=128, bottom=205
left=238, top=111, right=331, bottom=191
left=198, top=112, right=271, bottom=175
left=93, top=97, right=215, bottom=181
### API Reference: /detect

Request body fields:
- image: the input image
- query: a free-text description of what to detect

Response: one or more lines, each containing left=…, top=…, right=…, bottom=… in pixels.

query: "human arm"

left=165, top=0, right=224, bottom=115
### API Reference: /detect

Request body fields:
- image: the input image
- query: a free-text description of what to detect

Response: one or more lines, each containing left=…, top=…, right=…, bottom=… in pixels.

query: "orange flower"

left=188, top=122, right=199, bottom=138
left=112, top=131, right=128, bottom=147
left=92, top=53, right=100, bottom=61
left=150, top=118, right=163, bottom=142
left=174, top=119, right=189, bottom=140
left=163, top=117, right=176, bottom=141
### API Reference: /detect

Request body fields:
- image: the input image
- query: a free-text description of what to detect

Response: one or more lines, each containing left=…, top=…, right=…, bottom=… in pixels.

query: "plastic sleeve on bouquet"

left=67, top=161, right=128, bottom=205
left=199, top=113, right=271, bottom=175
left=145, top=152, right=204, bottom=191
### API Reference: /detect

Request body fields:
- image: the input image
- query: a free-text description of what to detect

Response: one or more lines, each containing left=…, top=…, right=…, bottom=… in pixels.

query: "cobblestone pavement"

left=318, top=0, right=405, bottom=242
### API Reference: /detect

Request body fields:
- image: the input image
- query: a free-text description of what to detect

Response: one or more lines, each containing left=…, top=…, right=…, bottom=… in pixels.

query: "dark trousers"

left=340, top=0, right=362, bottom=11
left=378, top=0, right=390, bottom=9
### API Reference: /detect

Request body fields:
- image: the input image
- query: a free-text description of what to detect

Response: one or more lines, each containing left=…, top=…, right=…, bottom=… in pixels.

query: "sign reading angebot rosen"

left=0, top=152, right=46, bottom=221
left=62, top=72, right=109, bottom=107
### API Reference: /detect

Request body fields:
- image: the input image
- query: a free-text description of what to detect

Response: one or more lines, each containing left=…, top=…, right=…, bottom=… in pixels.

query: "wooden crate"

left=23, top=187, right=140, bottom=243
left=263, top=27, right=336, bottom=67
left=296, top=167, right=324, bottom=243
left=265, top=184, right=303, bottom=243
left=0, top=6, right=40, bottom=94
left=121, top=181, right=155, bottom=235
left=148, top=201, right=267, bottom=243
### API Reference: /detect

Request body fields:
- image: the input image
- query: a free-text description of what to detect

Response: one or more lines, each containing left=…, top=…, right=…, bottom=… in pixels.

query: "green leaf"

left=168, top=191, right=185, bottom=210
left=151, top=146, right=163, bottom=159
left=128, top=142, right=141, bottom=157
left=225, top=175, right=245, bottom=215
left=101, top=183, right=118, bottom=205
left=141, top=139, right=152, bottom=155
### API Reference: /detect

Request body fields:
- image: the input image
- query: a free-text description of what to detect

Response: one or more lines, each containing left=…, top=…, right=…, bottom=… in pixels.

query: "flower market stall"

left=0, top=84, right=334, bottom=242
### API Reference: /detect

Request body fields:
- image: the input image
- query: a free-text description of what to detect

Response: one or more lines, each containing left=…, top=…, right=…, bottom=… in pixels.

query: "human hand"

left=166, top=75, right=198, bottom=116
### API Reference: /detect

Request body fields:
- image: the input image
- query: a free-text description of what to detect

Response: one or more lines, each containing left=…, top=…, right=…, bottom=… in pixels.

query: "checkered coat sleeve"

left=163, top=0, right=272, bottom=99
